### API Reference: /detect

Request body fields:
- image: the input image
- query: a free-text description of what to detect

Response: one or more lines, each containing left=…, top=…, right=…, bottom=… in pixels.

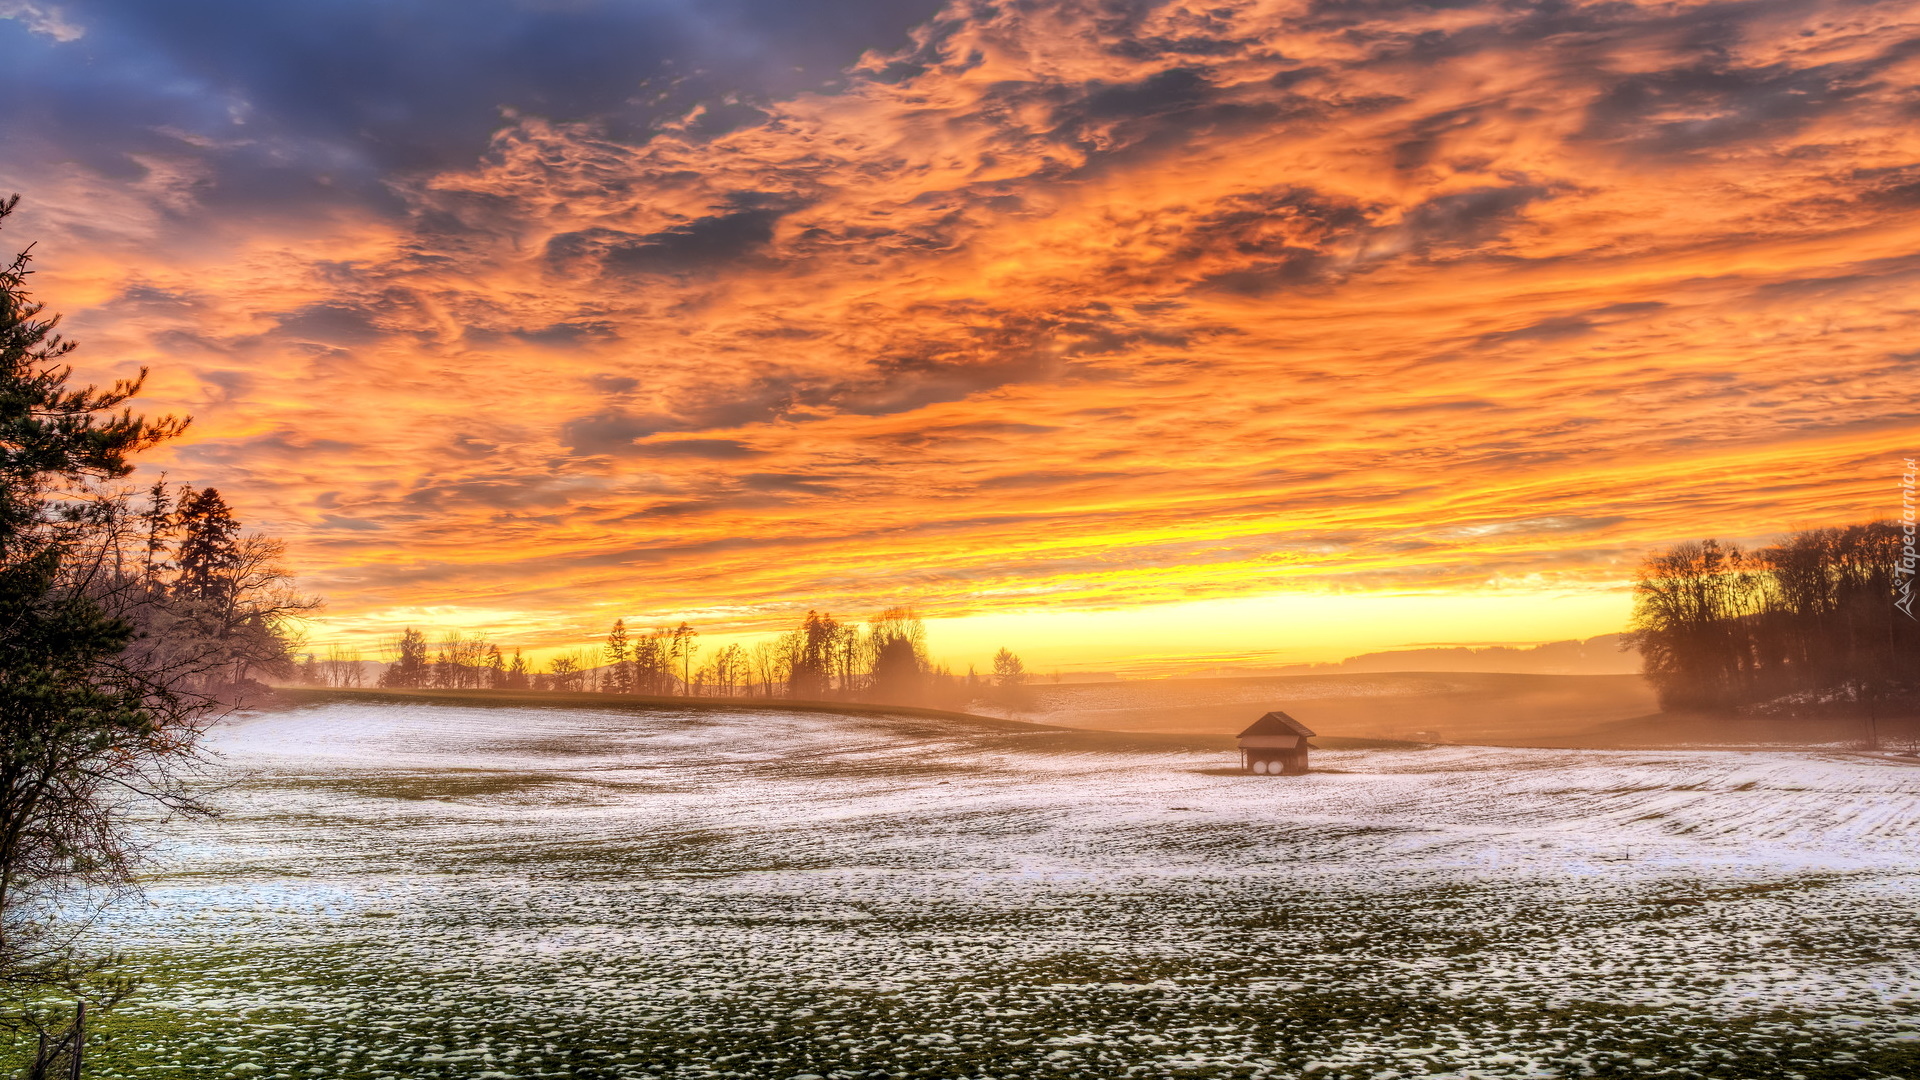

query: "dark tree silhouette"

left=669, top=622, right=699, bottom=693
left=632, top=631, right=670, bottom=694
left=604, top=619, right=631, bottom=694
left=993, top=647, right=1026, bottom=687
left=379, top=628, right=431, bottom=688
left=172, top=487, right=240, bottom=602
left=1626, top=523, right=1918, bottom=716
left=505, top=649, right=530, bottom=690
left=787, top=611, right=837, bottom=698
left=868, top=607, right=928, bottom=703
left=137, top=477, right=174, bottom=582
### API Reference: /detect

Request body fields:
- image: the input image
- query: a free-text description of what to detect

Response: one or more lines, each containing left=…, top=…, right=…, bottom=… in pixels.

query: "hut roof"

left=1238, top=711, right=1316, bottom=738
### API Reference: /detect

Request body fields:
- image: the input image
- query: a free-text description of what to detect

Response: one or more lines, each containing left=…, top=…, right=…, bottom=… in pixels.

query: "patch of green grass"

left=31, top=941, right=1918, bottom=1080
left=28, top=868, right=1916, bottom=1080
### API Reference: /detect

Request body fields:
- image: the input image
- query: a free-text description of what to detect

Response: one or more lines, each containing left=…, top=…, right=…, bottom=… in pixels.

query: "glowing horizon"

left=4, top=0, right=1914, bottom=673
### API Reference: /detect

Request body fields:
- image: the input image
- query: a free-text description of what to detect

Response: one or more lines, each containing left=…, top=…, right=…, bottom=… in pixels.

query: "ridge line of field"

left=263, top=686, right=1429, bottom=753
left=271, top=685, right=1059, bottom=730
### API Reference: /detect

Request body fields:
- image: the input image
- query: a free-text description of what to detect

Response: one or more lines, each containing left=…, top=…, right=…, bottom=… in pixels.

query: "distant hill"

left=1286, top=633, right=1638, bottom=676
left=1018, top=670, right=1659, bottom=744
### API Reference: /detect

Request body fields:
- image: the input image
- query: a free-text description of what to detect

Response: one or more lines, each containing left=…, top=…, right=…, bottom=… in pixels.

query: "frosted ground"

left=80, top=701, right=1920, bottom=1079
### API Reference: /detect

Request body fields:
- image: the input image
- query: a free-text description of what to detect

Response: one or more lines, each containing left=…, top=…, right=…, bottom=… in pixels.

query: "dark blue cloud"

left=0, top=0, right=944, bottom=209
left=546, top=203, right=788, bottom=277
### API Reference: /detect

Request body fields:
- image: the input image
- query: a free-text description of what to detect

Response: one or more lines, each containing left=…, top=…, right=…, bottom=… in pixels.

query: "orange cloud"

left=18, top=0, right=1920, bottom=663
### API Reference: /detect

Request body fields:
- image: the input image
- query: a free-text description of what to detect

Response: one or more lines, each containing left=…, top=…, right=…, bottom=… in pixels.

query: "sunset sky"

left=2, top=0, right=1914, bottom=674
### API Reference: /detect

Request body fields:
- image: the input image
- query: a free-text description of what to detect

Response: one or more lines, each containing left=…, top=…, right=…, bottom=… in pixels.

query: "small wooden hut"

left=1238, top=711, right=1315, bottom=775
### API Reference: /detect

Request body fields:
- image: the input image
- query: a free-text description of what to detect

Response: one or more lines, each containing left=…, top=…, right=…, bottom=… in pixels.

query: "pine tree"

left=604, top=618, right=631, bottom=694
left=379, top=628, right=431, bottom=688
left=992, top=648, right=1026, bottom=687
left=174, top=487, right=240, bottom=601
left=138, top=477, right=174, bottom=583
left=633, top=633, right=667, bottom=694
left=0, top=195, right=195, bottom=985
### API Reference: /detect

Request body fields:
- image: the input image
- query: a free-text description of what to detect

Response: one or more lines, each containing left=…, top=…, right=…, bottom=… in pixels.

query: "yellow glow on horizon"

left=918, top=586, right=1636, bottom=677
left=308, top=584, right=1635, bottom=678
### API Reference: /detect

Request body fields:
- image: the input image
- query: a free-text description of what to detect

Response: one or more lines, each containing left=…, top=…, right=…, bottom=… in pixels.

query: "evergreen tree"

left=633, top=633, right=669, bottom=694
left=379, top=628, right=431, bottom=688
left=992, top=648, right=1026, bottom=687
left=604, top=618, right=631, bottom=694
left=173, top=487, right=241, bottom=601
left=138, top=477, right=175, bottom=582
left=991, top=648, right=1031, bottom=714
left=550, top=654, right=580, bottom=692
left=0, top=195, right=195, bottom=986
left=788, top=611, right=834, bottom=698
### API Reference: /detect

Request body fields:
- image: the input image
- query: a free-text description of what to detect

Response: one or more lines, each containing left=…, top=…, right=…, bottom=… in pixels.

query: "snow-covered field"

left=86, top=702, right=1920, bottom=1079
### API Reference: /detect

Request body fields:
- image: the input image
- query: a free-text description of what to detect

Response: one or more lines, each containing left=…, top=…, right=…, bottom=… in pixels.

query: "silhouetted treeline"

left=366, top=607, right=1030, bottom=711
left=1625, top=522, right=1919, bottom=714
left=373, top=629, right=526, bottom=691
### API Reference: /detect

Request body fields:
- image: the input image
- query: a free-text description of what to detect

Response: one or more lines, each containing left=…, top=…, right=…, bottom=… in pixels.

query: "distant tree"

left=669, top=623, right=698, bottom=693
left=433, top=634, right=492, bottom=690
left=604, top=619, right=631, bottom=694
left=868, top=607, right=928, bottom=703
left=991, top=648, right=1031, bottom=714
left=788, top=611, right=838, bottom=698
left=172, top=487, right=241, bottom=602
left=830, top=620, right=863, bottom=695
left=631, top=631, right=668, bottom=695
left=430, top=636, right=452, bottom=690
left=992, top=648, right=1026, bottom=687
left=122, top=485, right=313, bottom=698
left=137, top=477, right=174, bottom=582
left=324, top=644, right=363, bottom=688
left=1629, top=540, right=1759, bottom=711
left=704, top=643, right=747, bottom=697
left=486, top=644, right=505, bottom=689
left=379, top=628, right=431, bottom=688
left=504, top=649, right=529, bottom=690
left=549, top=654, right=580, bottom=693
left=749, top=637, right=785, bottom=697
